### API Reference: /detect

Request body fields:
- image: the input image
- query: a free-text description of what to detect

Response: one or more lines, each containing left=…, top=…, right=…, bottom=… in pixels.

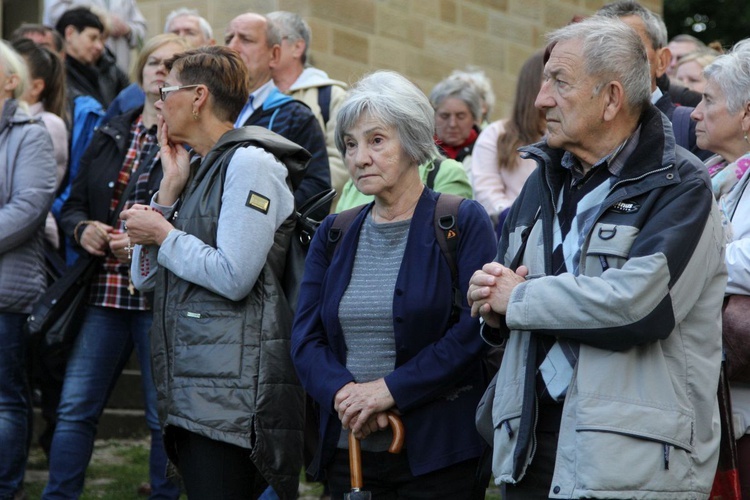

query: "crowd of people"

left=1, top=0, right=748, bottom=499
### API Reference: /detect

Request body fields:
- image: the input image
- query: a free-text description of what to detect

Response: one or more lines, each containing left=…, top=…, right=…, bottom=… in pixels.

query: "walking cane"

left=345, top=412, right=405, bottom=499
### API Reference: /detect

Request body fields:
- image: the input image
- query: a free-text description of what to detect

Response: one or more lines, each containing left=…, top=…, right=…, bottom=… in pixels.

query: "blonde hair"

left=132, top=34, right=191, bottom=85
left=0, top=40, right=29, bottom=100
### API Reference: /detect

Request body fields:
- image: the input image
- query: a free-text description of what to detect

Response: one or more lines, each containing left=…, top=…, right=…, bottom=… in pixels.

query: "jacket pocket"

left=584, top=223, right=640, bottom=274
left=490, top=378, right=528, bottom=484
left=572, top=400, right=696, bottom=494
left=172, top=307, right=244, bottom=378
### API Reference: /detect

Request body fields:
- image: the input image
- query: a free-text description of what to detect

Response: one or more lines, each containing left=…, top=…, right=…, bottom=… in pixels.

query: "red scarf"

left=436, top=128, right=478, bottom=159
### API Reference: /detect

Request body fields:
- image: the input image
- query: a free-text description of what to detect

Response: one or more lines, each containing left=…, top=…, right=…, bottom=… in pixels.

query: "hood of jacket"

left=198, top=125, right=310, bottom=193
left=288, top=67, right=347, bottom=92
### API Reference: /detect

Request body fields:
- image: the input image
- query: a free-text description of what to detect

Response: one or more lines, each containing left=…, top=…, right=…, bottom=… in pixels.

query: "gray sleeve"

left=156, top=146, right=294, bottom=301
left=0, top=124, right=56, bottom=254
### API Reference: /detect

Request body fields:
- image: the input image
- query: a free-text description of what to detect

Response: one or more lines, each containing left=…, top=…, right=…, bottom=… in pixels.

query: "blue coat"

left=291, top=187, right=497, bottom=477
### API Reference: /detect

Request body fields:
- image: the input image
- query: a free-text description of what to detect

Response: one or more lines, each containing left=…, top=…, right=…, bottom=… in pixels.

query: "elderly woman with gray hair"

left=691, top=38, right=750, bottom=498
left=291, top=70, right=496, bottom=498
left=430, top=75, right=484, bottom=183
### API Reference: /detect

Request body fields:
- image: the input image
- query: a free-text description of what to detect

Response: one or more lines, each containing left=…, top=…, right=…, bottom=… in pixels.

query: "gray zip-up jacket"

left=0, top=99, right=56, bottom=313
left=487, top=105, right=726, bottom=498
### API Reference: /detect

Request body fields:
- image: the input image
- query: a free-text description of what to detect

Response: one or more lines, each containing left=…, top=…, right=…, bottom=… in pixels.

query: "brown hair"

left=132, top=33, right=191, bottom=86
left=165, top=45, right=250, bottom=123
left=11, top=38, right=66, bottom=119
left=496, top=51, right=545, bottom=171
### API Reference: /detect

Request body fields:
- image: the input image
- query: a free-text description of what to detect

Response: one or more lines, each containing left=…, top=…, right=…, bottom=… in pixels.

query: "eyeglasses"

left=159, top=84, right=199, bottom=102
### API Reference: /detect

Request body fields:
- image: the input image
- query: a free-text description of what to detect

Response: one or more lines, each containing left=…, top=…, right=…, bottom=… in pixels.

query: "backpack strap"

left=672, top=105, right=694, bottom=151
left=434, top=193, right=464, bottom=326
left=317, top=85, right=332, bottom=126
left=326, top=204, right=368, bottom=262
left=425, top=157, right=443, bottom=190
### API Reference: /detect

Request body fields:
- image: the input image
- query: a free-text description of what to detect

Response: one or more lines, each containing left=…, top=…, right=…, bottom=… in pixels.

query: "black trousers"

left=172, top=427, right=265, bottom=499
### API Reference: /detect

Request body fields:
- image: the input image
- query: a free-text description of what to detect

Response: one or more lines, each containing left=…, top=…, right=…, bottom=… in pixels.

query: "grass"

left=23, top=438, right=177, bottom=500
left=22, top=439, right=501, bottom=499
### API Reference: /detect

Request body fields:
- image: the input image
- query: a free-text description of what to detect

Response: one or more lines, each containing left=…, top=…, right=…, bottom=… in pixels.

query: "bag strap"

left=434, top=193, right=463, bottom=326
left=295, top=188, right=337, bottom=246
left=425, top=157, right=443, bottom=190
left=317, top=85, right=332, bottom=126
left=326, top=204, right=367, bottom=261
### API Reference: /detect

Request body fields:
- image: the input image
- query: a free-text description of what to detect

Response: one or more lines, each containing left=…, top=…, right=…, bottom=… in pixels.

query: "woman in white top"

left=471, top=51, right=545, bottom=229
left=690, top=38, right=750, bottom=498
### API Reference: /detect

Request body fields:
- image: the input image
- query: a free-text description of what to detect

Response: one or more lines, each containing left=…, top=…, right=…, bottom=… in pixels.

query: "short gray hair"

left=449, top=67, right=495, bottom=122
left=335, top=71, right=440, bottom=166
left=547, top=16, right=651, bottom=113
left=704, top=39, right=750, bottom=114
left=263, top=15, right=282, bottom=48
left=597, top=0, right=668, bottom=49
left=164, top=8, right=213, bottom=41
left=429, top=76, right=483, bottom=123
left=266, top=11, right=310, bottom=65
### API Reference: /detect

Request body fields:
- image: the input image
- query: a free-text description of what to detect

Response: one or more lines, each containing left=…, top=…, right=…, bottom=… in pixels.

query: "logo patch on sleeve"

left=246, top=191, right=270, bottom=214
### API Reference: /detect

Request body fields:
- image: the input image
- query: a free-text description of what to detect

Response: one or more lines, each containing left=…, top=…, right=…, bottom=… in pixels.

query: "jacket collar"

left=195, top=126, right=310, bottom=191
left=521, top=104, right=678, bottom=196
left=1, top=99, right=38, bottom=132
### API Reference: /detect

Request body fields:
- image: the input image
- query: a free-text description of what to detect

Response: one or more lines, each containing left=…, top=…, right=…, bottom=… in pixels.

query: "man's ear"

left=655, top=46, right=671, bottom=79
left=268, top=44, right=281, bottom=69
left=291, top=39, right=306, bottom=60
left=602, top=81, right=626, bottom=122
left=64, top=25, right=77, bottom=42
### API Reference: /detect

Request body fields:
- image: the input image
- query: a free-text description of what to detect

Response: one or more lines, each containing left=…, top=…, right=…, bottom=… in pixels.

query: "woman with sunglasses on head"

left=121, top=45, right=308, bottom=499
left=43, top=34, right=190, bottom=500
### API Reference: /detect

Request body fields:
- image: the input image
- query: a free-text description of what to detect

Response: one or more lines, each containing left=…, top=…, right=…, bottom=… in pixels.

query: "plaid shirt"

left=89, top=116, right=158, bottom=310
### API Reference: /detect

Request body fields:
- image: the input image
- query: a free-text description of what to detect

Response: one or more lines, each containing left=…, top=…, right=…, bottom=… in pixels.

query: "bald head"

left=224, top=13, right=281, bottom=92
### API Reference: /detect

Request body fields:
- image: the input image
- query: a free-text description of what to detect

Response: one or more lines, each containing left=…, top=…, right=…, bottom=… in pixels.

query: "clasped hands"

left=467, top=262, right=529, bottom=328
left=334, top=379, right=396, bottom=440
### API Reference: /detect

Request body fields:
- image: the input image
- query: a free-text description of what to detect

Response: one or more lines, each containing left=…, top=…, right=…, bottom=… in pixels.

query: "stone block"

left=488, top=12, right=542, bottom=47
left=465, top=0, right=509, bottom=10
left=311, top=0, right=376, bottom=34
left=371, top=36, right=410, bottom=73
left=440, top=0, right=457, bottom=24
left=472, top=35, right=505, bottom=71
left=377, top=6, right=425, bottom=48
left=542, top=2, right=588, bottom=28
left=424, top=23, right=473, bottom=61
left=509, top=0, right=543, bottom=22
left=460, top=3, right=490, bottom=32
left=406, top=51, right=455, bottom=82
left=411, top=0, right=442, bottom=20
left=308, top=18, right=331, bottom=53
left=332, top=28, right=370, bottom=64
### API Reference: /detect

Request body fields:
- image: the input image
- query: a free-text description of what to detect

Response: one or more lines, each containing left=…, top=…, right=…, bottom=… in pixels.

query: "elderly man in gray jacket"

left=468, top=17, right=726, bottom=499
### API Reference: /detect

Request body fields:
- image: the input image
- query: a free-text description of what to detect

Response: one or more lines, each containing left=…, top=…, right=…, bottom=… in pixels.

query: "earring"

left=192, top=110, right=199, bottom=121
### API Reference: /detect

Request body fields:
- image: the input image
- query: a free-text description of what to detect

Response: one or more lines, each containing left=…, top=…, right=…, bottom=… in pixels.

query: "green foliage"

left=664, top=0, right=750, bottom=49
